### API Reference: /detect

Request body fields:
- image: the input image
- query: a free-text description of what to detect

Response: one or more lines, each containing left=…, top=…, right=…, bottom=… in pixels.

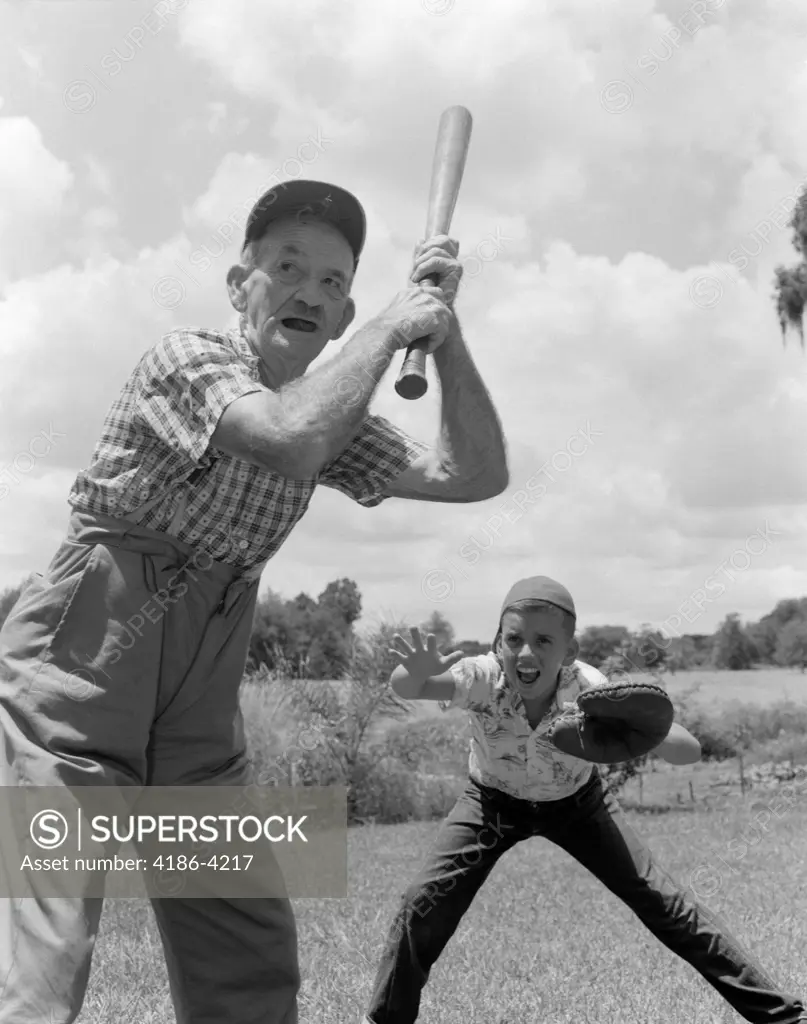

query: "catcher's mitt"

left=549, top=681, right=674, bottom=765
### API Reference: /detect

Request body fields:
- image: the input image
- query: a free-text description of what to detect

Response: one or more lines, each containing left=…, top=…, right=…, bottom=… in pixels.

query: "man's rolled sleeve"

left=438, top=654, right=497, bottom=713
left=318, top=415, right=429, bottom=507
left=133, top=329, right=265, bottom=466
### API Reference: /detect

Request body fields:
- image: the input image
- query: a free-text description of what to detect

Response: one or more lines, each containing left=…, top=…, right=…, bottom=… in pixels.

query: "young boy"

left=361, top=576, right=806, bottom=1024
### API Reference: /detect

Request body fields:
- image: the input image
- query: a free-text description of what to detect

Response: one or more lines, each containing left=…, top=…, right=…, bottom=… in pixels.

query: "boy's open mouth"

left=281, top=317, right=318, bottom=333
left=516, top=667, right=540, bottom=684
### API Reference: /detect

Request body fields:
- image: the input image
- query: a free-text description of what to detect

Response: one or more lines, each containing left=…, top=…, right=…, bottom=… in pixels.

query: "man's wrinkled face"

left=227, top=217, right=356, bottom=385
left=496, top=607, right=578, bottom=705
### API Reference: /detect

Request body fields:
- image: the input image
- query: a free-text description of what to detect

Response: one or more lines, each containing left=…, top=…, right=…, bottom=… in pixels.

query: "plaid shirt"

left=441, top=654, right=610, bottom=801
left=68, top=320, right=428, bottom=571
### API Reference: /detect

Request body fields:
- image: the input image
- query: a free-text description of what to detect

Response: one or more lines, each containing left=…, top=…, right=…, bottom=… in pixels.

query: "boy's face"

left=497, top=608, right=579, bottom=704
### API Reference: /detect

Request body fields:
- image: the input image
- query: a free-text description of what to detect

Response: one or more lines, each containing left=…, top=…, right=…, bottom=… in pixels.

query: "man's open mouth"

left=281, top=318, right=318, bottom=333
left=516, top=667, right=540, bottom=684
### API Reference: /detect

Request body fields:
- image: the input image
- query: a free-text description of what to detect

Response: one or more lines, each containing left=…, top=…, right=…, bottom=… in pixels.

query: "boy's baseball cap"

left=492, top=576, right=577, bottom=653
left=499, top=576, right=577, bottom=621
left=243, top=180, right=367, bottom=268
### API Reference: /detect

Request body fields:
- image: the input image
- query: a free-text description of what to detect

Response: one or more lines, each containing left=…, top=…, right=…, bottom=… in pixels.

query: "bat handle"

left=393, top=273, right=440, bottom=401
left=394, top=341, right=429, bottom=400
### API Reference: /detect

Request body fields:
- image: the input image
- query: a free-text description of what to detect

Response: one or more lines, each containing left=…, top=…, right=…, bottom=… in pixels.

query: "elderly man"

left=0, top=180, right=507, bottom=1024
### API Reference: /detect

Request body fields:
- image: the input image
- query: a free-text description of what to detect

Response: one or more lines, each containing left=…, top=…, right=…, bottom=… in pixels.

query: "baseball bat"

left=394, top=105, right=473, bottom=400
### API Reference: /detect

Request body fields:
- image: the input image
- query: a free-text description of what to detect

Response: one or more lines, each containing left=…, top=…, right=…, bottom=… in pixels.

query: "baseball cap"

left=243, top=179, right=367, bottom=268
left=498, top=576, right=577, bottom=622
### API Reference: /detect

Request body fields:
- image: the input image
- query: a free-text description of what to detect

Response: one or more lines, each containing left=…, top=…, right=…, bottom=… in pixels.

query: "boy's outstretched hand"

left=389, top=627, right=465, bottom=682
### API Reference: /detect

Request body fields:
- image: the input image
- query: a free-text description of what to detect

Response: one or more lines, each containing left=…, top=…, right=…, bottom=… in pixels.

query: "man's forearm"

left=277, top=319, right=397, bottom=471
left=431, top=317, right=508, bottom=495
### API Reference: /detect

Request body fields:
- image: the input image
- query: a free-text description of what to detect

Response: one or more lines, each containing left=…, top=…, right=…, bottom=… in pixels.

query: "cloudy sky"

left=1, top=0, right=807, bottom=643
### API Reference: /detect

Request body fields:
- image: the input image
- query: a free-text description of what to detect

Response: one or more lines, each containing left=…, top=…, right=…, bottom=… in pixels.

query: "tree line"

left=1, top=575, right=806, bottom=678
left=576, top=600, right=807, bottom=675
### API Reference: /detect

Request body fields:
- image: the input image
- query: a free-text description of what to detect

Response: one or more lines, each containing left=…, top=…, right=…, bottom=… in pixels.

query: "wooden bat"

left=394, top=105, right=473, bottom=400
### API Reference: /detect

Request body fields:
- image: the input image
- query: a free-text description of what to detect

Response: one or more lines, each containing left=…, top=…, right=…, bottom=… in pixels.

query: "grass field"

left=662, top=667, right=807, bottom=707
left=72, top=669, right=807, bottom=1022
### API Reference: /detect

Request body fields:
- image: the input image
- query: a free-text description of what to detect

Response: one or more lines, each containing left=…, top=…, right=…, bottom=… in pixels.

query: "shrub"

left=380, top=716, right=470, bottom=777
left=670, top=689, right=807, bottom=761
left=349, top=753, right=461, bottom=824
left=670, top=707, right=740, bottom=761
left=745, top=730, right=807, bottom=767
left=240, top=624, right=458, bottom=823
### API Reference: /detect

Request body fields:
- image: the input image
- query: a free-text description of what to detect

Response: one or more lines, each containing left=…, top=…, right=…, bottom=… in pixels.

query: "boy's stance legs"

left=365, top=772, right=804, bottom=1024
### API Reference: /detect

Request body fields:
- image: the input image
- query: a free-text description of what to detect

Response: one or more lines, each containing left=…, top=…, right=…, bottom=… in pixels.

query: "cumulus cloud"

left=0, top=470, right=79, bottom=590
left=0, top=116, right=74, bottom=283
left=1, top=0, right=806, bottom=640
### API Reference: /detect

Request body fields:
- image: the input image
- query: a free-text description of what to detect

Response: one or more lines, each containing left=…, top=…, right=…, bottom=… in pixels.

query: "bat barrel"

left=395, top=105, right=473, bottom=401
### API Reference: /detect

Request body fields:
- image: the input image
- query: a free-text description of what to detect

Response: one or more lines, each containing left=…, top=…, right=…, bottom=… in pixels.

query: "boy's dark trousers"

left=365, top=770, right=805, bottom=1024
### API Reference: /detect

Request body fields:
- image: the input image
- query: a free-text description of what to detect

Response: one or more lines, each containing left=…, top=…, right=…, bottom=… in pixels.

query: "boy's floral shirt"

left=440, top=653, right=610, bottom=801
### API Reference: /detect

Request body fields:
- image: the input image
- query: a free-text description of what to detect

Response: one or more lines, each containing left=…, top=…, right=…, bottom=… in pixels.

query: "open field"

left=658, top=667, right=807, bottom=708
left=68, top=670, right=807, bottom=1021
